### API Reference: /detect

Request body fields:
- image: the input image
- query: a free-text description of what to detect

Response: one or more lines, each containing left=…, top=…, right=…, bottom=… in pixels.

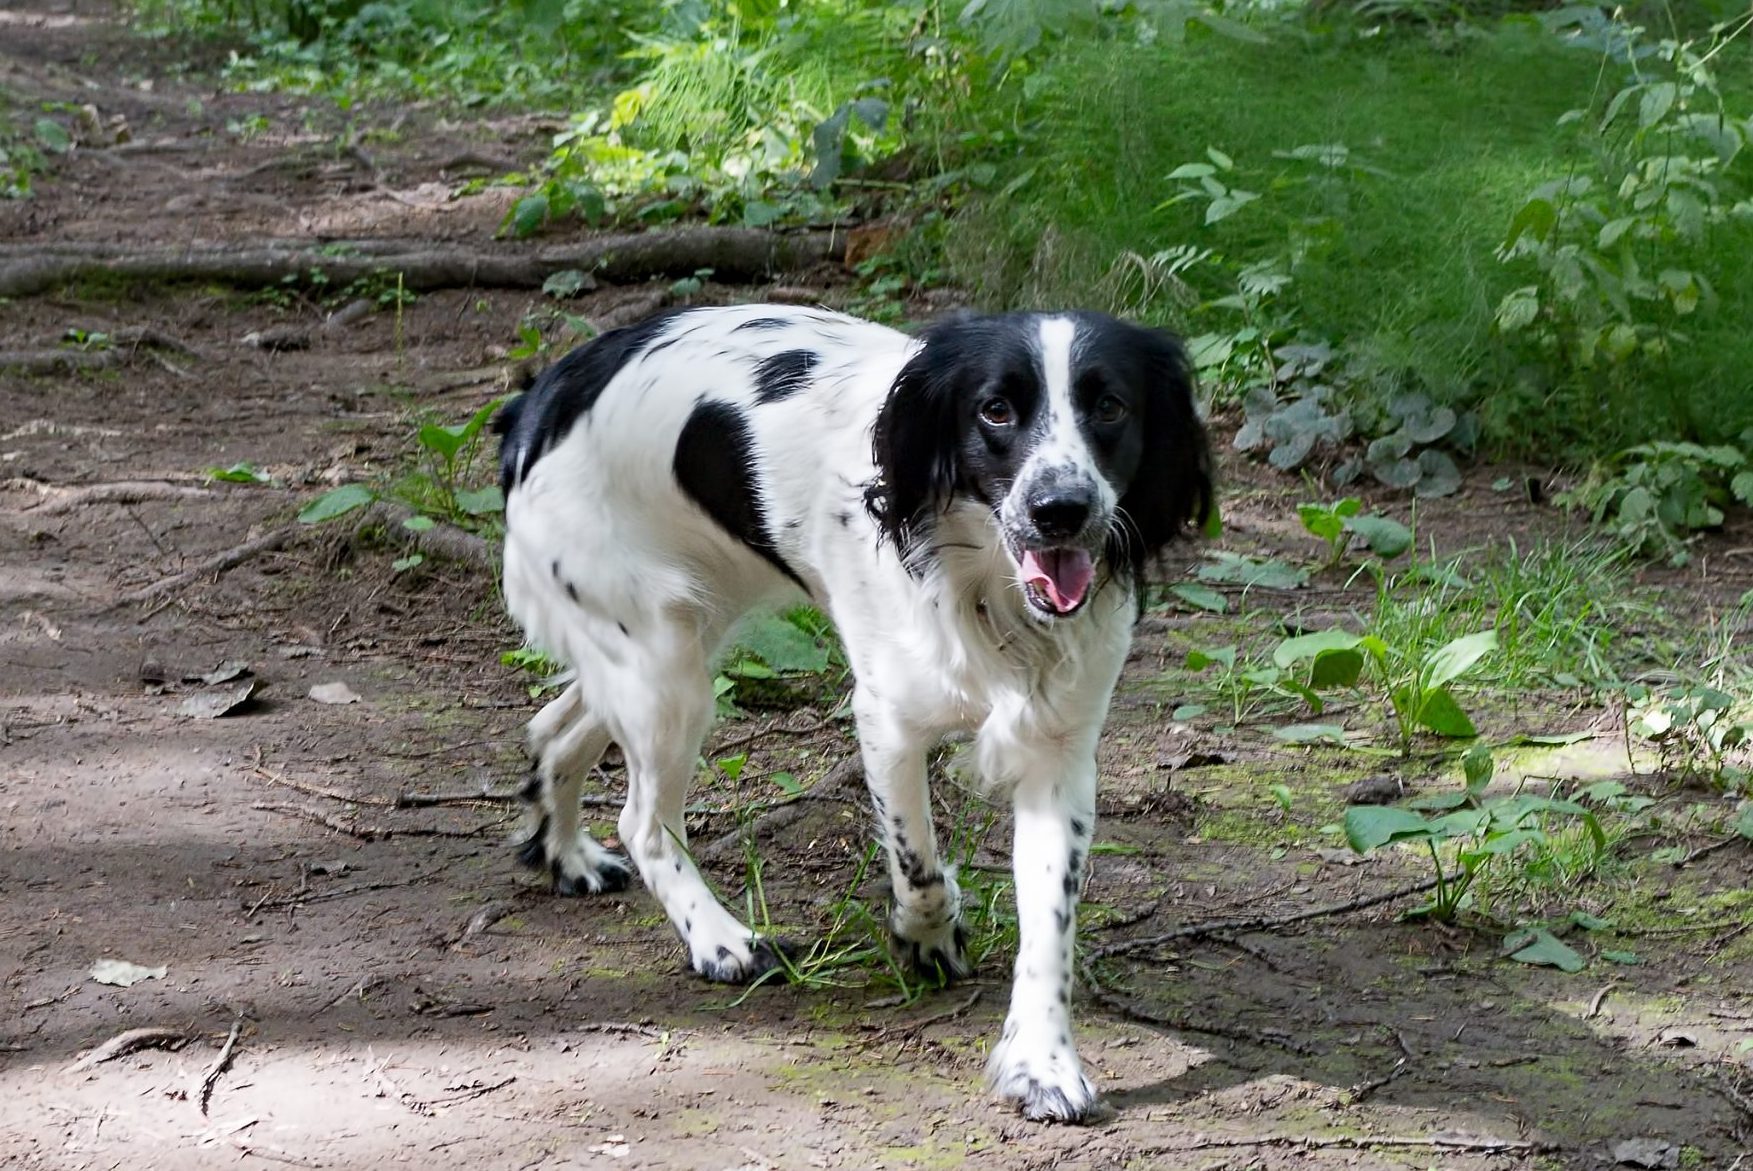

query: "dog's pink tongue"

left=1021, top=549, right=1095, bottom=613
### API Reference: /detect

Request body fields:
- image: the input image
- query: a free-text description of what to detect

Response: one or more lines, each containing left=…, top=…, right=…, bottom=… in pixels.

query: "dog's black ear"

left=1112, top=324, right=1213, bottom=579
left=865, top=324, right=968, bottom=560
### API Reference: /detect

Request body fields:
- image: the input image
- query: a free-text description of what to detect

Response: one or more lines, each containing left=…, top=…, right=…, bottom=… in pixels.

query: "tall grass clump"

left=947, top=12, right=1753, bottom=457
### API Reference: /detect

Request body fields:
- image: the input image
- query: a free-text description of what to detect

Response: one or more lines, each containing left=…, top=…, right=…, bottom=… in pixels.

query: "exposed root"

left=196, top=1018, right=244, bottom=1116
left=116, top=526, right=298, bottom=608
left=67, top=1026, right=189, bottom=1072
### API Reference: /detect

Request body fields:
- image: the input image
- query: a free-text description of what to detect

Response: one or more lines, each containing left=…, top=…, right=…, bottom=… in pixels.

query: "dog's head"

left=866, top=311, right=1211, bottom=621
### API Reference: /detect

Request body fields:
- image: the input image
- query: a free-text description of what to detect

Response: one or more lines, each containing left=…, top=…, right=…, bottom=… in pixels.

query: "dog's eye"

left=1093, top=394, right=1128, bottom=424
left=978, top=397, right=1015, bottom=427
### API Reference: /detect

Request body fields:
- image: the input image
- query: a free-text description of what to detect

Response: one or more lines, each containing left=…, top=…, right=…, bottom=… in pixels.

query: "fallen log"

left=0, top=227, right=843, bottom=299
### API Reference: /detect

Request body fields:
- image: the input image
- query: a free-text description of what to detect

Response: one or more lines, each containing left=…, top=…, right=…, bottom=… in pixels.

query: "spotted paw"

left=895, top=919, right=972, bottom=983
left=690, top=936, right=801, bottom=984
left=514, top=819, right=632, bottom=895
left=987, top=1025, right=1097, bottom=1124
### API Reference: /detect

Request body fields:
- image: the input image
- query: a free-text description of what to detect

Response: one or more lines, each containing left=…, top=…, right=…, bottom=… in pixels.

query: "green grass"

left=948, top=19, right=1753, bottom=454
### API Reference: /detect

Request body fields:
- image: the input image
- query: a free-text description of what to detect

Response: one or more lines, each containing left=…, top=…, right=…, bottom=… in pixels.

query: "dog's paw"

left=690, top=936, right=801, bottom=984
left=515, top=823, right=633, bottom=895
left=893, top=915, right=972, bottom=983
left=987, top=1023, right=1098, bottom=1124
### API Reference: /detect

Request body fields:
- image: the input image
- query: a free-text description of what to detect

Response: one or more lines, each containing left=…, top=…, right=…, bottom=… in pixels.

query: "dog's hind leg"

left=613, top=638, right=790, bottom=983
left=516, top=683, right=632, bottom=895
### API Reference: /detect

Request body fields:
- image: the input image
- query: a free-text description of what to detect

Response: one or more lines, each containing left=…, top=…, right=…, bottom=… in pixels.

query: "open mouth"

left=1016, top=545, right=1096, bottom=616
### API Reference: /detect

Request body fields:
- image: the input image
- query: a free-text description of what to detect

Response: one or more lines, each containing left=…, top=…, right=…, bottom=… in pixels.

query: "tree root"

left=116, top=526, right=297, bottom=608
left=0, top=228, right=843, bottom=299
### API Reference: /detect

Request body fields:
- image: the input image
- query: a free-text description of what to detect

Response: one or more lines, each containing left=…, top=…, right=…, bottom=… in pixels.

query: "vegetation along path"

left=2, top=1, right=1750, bottom=1169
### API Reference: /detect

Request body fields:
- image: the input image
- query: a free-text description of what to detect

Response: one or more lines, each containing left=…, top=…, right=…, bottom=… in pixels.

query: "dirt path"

left=3, top=4, right=1751, bottom=1169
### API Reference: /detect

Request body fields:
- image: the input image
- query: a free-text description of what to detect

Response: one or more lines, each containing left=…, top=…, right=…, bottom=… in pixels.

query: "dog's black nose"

left=1029, top=490, right=1092, bottom=539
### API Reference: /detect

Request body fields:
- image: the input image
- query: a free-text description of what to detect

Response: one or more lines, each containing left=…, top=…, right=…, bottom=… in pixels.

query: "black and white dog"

left=495, top=304, right=1210, bottom=1122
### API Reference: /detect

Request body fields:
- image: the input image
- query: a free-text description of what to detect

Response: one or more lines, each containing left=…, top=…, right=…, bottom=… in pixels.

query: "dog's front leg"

left=855, top=691, right=970, bottom=980
left=988, top=760, right=1097, bottom=1123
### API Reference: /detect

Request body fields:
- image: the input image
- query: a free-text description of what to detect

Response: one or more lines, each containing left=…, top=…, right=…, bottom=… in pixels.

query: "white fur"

left=500, top=304, right=1151, bottom=1122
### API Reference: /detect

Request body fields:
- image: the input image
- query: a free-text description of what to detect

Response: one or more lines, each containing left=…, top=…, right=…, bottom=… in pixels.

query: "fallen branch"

left=1086, top=876, right=1442, bottom=960
left=0, top=348, right=122, bottom=375
left=197, top=1019, right=244, bottom=1116
left=253, top=801, right=495, bottom=840
left=1138, top=1133, right=1560, bottom=1157
left=117, top=526, right=298, bottom=608
left=68, top=1025, right=189, bottom=1072
left=1671, top=835, right=1745, bottom=869
left=0, top=228, right=842, bottom=299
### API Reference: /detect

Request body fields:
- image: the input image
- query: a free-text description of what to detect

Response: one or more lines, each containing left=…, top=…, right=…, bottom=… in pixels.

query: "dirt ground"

left=4, top=4, right=1752, bottom=1169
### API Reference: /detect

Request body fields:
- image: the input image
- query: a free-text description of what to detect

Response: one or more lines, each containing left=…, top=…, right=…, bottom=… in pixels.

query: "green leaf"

left=1197, top=553, right=1308, bottom=590
left=1171, top=703, right=1207, bottom=720
left=541, top=269, right=590, bottom=299
left=418, top=421, right=470, bottom=464
left=203, top=461, right=270, bottom=484
left=298, top=483, right=374, bottom=524
left=1503, top=928, right=1585, bottom=973
left=1308, top=648, right=1365, bottom=689
left=1731, top=471, right=1753, bottom=506
left=1168, top=583, right=1228, bottom=613
left=1495, top=285, right=1540, bottom=333
left=1167, top=162, right=1217, bottom=180
left=1462, top=743, right=1493, bottom=794
left=1274, top=723, right=1349, bottom=746
left=731, top=613, right=829, bottom=675
left=1426, top=630, right=1499, bottom=690
left=770, top=771, right=803, bottom=796
left=1416, top=686, right=1479, bottom=738
left=1343, top=805, right=1434, bottom=852
left=402, top=514, right=436, bottom=532
left=716, top=752, right=748, bottom=782
left=1344, top=514, right=1412, bottom=558
left=33, top=117, right=70, bottom=153
left=1570, top=911, right=1613, bottom=932
left=391, top=553, right=425, bottom=573
left=508, top=193, right=550, bottom=238
left=1638, top=81, right=1677, bottom=129
left=455, top=485, right=504, bottom=515
left=1600, top=949, right=1641, bottom=965
left=1273, top=629, right=1364, bottom=669
left=1185, top=646, right=1237, bottom=671
left=1735, top=804, right=1753, bottom=841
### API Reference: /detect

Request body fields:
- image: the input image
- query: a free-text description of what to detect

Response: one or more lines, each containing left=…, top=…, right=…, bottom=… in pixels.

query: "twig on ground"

left=197, top=1018, right=244, bottom=1116
left=117, top=526, right=298, bottom=608
left=574, top=1022, right=676, bottom=1039
left=451, top=901, right=517, bottom=951
left=694, top=756, right=863, bottom=866
left=872, top=988, right=983, bottom=1040
left=1343, top=1057, right=1409, bottom=1104
left=1672, top=835, right=1744, bottom=868
left=1586, top=983, right=1615, bottom=1020
left=1087, top=877, right=1442, bottom=960
left=252, top=801, right=493, bottom=840
left=67, top=1026, right=189, bottom=1072
left=430, top=1076, right=516, bottom=1106
left=1138, top=1133, right=1560, bottom=1157
left=709, top=710, right=830, bottom=756
left=23, top=985, right=79, bottom=1012
left=253, top=762, right=396, bottom=807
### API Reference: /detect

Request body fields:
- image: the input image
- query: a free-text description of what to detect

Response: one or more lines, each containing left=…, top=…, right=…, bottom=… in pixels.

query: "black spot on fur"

left=517, top=770, right=542, bottom=802
left=1062, top=872, right=1078, bottom=897
left=835, top=510, right=852, bottom=528
left=734, top=316, right=792, bottom=332
left=550, top=558, right=561, bottom=579
left=564, top=580, right=579, bottom=603
left=1069, top=818, right=1086, bottom=838
left=1055, top=908, right=1070, bottom=934
left=753, top=349, right=819, bottom=405
left=1057, top=988, right=1068, bottom=1005
left=618, top=621, right=629, bottom=636
left=495, top=309, right=693, bottom=491
left=673, top=399, right=806, bottom=590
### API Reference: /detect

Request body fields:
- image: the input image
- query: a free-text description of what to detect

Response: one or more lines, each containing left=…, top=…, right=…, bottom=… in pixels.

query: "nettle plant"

left=1561, top=439, right=1753, bottom=565
left=1495, top=15, right=1752, bottom=376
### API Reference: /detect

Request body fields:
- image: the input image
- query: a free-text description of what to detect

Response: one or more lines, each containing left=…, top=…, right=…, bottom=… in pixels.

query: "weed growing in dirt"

left=1561, top=440, right=1753, bottom=566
